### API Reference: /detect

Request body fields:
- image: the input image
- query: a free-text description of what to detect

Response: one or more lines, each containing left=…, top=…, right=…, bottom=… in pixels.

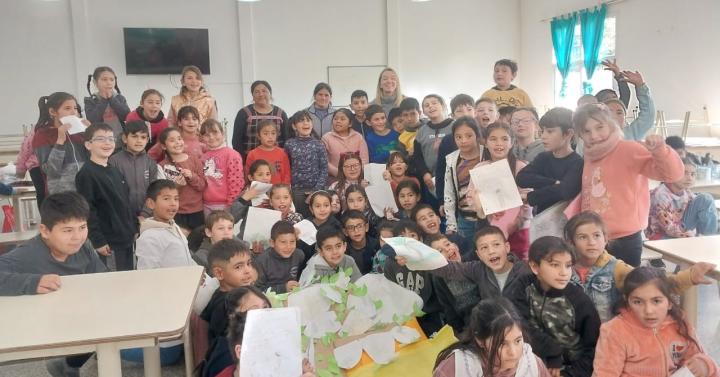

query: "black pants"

left=29, top=167, right=46, bottom=207
left=175, top=211, right=205, bottom=231
left=292, top=188, right=312, bottom=219
left=607, top=231, right=643, bottom=267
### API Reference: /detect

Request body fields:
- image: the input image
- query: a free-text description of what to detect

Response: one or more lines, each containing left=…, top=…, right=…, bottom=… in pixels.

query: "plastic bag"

left=2, top=205, right=14, bottom=232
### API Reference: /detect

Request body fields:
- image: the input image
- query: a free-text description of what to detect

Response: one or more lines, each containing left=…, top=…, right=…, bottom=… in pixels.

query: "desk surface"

left=0, top=230, right=38, bottom=246
left=0, top=265, right=203, bottom=353
left=644, top=236, right=720, bottom=280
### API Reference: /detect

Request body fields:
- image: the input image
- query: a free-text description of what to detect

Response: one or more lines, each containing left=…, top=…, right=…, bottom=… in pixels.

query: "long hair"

left=179, top=65, right=205, bottom=95
left=482, top=122, right=519, bottom=176
left=86, top=66, right=121, bottom=96
left=36, top=92, right=78, bottom=129
left=373, top=67, right=403, bottom=108
left=336, top=152, right=364, bottom=189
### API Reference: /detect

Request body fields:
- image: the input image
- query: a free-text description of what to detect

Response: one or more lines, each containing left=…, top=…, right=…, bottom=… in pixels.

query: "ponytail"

left=36, top=96, right=51, bottom=129
left=89, top=66, right=121, bottom=96
left=86, top=74, right=93, bottom=96
left=36, top=92, right=78, bottom=129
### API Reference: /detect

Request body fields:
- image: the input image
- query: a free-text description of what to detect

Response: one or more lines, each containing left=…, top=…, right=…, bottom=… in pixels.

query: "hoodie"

left=321, top=130, right=369, bottom=177
left=32, top=127, right=87, bottom=194
left=125, top=107, right=169, bottom=149
left=84, top=93, right=131, bottom=153
left=254, top=247, right=305, bottom=293
left=135, top=218, right=196, bottom=270
left=298, top=252, right=361, bottom=287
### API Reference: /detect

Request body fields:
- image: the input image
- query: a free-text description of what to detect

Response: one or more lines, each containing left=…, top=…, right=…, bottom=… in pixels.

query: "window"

left=553, top=17, right=616, bottom=109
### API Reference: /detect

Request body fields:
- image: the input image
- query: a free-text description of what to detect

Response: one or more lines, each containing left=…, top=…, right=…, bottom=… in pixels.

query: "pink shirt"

left=148, top=136, right=206, bottom=163
left=321, top=130, right=369, bottom=177
left=203, top=147, right=245, bottom=206
left=160, top=155, right=206, bottom=214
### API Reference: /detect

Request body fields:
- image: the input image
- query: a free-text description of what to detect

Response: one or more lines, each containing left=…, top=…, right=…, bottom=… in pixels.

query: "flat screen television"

left=123, top=28, right=210, bottom=75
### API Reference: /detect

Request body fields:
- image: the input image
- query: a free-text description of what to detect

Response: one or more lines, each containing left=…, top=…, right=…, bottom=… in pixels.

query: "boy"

left=194, top=210, right=237, bottom=272
left=109, top=120, right=161, bottom=218
left=398, top=97, right=424, bottom=155
left=509, top=236, right=600, bottom=377
left=299, top=226, right=361, bottom=286
left=364, top=104, right=402, bottom=163
left=75, top=123, right=138, bottom=271
left=412, top=204, right=476, bottom=260
left=388, top=107, right=404, bottom=133
left=647, top=157, right=718, bottom=239
left=474, top=97, right=499, bottom=132
left=481, top=59, right=533, bottom=108
left=342, top=210, right=379, bottom=274
left=517, top=107, right=583, bottom=213
left=350, top=89, right=370, bottom=137
left=435, top=94, right=477, bottom=213
left=201, top=238, right=256, bottom=344
left=497, top=105, right=517, bottom=125
left=0, top=192, right=105, bottom=376
left=509, top=107, right=544, bottom=163
left=665, top=135, right=702, bottom=166
left=254, top=221, right=305, bottom=293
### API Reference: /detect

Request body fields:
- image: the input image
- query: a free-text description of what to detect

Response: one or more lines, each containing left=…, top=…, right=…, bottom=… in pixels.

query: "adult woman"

left=372, top=67, right=405, bottom=114
left=232, top=80, right=289, bottom=159
left=307, top=82, right=336, bottom=137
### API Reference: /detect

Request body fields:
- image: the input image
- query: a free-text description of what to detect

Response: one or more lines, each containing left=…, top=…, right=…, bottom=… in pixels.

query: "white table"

left=0, top=265, right=203, bottom=377
left=644, top=236, right=720, bottom=327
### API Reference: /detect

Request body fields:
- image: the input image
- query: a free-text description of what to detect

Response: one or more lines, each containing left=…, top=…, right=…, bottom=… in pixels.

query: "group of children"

left=2, top=58, right=719, bottom=377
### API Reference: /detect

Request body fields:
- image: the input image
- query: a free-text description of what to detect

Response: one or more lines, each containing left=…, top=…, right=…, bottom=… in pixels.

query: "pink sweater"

left=203, top=147, right=245, bottom=206
left=159, top=155, right=206, bottom=214
left=321, top=130, right=369, bottom=177
left=16, top=130, right=39, bottom=176
left=148, top=136, right=206, bottom=163
left=581, top=141, right=683, bottom=240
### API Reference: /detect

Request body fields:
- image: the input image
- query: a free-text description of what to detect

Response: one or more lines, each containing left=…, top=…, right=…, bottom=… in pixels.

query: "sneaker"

left=45, top=358, right=80, bottom=377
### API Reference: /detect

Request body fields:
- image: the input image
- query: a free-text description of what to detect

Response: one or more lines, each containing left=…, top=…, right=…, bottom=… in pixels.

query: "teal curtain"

left=551, top=13, right=578, bottom=97
left=580, top=4, right=607, bottom=94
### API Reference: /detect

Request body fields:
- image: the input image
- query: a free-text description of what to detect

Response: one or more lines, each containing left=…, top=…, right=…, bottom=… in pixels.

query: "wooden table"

left=644, top=236, right=720, bottom=327
left=0, top=265, right=203, bottom=377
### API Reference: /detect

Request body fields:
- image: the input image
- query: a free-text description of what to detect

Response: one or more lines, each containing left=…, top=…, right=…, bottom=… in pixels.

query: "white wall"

left=520, top=0, right=720, bottom=123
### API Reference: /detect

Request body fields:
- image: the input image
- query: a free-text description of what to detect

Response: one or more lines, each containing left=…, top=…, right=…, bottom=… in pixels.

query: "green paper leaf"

left=318, top=369, right=333, bottom=377
left=373, top=299, right=383, bottom=310
left=344, top=267, right=353, bottom=276
left=413, top=302, right=426, bottom=318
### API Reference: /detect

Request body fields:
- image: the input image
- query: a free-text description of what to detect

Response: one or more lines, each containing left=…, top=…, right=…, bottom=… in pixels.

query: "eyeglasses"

left=343, top=163, right=361, bottom=170
left=344, top=223, right=365, bottom=232
left=91, top=136, right=115, bottom=143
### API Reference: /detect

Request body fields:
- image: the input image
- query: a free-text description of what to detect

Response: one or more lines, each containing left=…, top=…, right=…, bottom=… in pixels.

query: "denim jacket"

left=571, top=254, right=619, bottom=323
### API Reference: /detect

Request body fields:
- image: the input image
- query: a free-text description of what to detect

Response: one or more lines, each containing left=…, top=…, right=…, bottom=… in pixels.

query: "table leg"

left=11, top=196, right=21, bottom=231
left=143, top=345, right=162, bottom=377
left=682, top=285, right=699, bottom=328
left=96, top=343, right=122, bottom=377
left=183, top=326, right=194, bottom=377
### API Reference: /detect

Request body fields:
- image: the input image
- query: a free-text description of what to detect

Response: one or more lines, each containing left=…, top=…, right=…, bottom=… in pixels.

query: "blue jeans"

left=120, top=344, right=183, bottom=366
left=456, top=217, right=479, bottom=240
left=682, top=192, right=718, bottom=235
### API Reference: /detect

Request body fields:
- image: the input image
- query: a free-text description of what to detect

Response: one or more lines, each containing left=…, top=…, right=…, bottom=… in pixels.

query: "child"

left=193, top=210, right=237, bottom=272
left=296, top=190, right=342, bottom=262
left=365, top=104, right=402, bottom=163
left=232, top=80, right=289, bottom=160
left=125, top=89, right=169, bottom=150
left=593, top=267, right=718, bottom=377
left=0, top=192, right=105, bottom=376
left=109, top=120, right=162, bottom=218
left=149, top=105, right=206, bottom=162
left=350, top=89, right=370, bottom=136
left=307, top=82, right=337, bottom=137
left=299, top=225, right=361, bottom=286
left=168, top=65, right=217, bottom=127
left=370, top=220, right=399, bottom=273
left=602, top=69, right=655, bottom=141
left=328, top=152, right=369, bottom=206
left=83, top=66, right=130, bottom=152
left=410, top=94, right=453, bottom=198
left=516, top=107, right=583, bottom=213
left=201, top=119, right=245, bottom=213
left=341, top=210, right=379, bottom=274
left=32, top=92, right=89, bottom=194
left=229, top=160, right=273, bottom=247
left=392, top=179, right=421, bottom=220
left=565, top=211, right=714, bottom=322
left=75, top=123, right=138, bottom=271
left=497, top=105, right=517, bottom=125
left=443, top=117, right=486, bottom=239
left=510, top=107, right=544, bottom=163
left=269, top=184, right=303, bottom=224
left=597, top=59, right=631, bottom=108
left=245, top=119, right=291, bottom=184
left=435, top=94, right=476, bottom=206
left=285, top=110, right=328, bottom=217
left=412, top=204, right=476, bottom=261
left=647, top=157, right=718, bottom=239
left=433, top=298, right=551, bottom=377
left=666, top=136, right=703, bottom=166
left=573, top=103, right=683, bottom=266
left=398, top=97, right=424, bottom=155
left=343, top=184, right=380, bottom=235
left=510, top=236, right=600, bottom=377
left=481, top=59, right=533, bottom=108
left=157, top=128, right=207, bottom=231
left=322, top=108, right=369, bottom=178
left=201, top=239, right=256, bottom=345
left=385, top=151, right=421, bottom=197
left=389, top=107, right=404, bottom=133
left=474, top=97, right=499, bottom=132
left=15, top=126, right=44, bottom=205
left=255, top=221, right=305, bottom=293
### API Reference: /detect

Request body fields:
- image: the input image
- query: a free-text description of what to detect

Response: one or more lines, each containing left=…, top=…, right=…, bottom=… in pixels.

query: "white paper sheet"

left=59, top=115, right=86, bottom=135
left=383, top=237, right=448, bottom=271
left=340, top=308, right=377, bottom=337
left=363, top=163, right=387, bottom=186
left=390, top=326, right=421, bottom=345
left=469, top=160, right=523, bottom=215
left=365, top=183, right=398, bottom=217
left=333, top=340, right=364, bottom=369
left=356, top=274, right=423, bottom=325
left=529, top=201, right=569, bottom=243
left=249, top=181, right=273, bottom=206
left=361, top=331, right=396, bottom=364
left=294, top=219, right=317, bottom=245
left=239, top=307, right=302, bottom=377
left=287, top=286, right=341, bottom=338
left=243, top=207, right=281, bottom=245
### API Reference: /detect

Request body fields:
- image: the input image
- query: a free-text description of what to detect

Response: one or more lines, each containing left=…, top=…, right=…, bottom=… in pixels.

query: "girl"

left=201, top=119, right=244, bottom=214
left=433, top=297, right=551, bottom=377
left=321, top=108, right=369, bottom=178
left=329, top=153, right=369, bottom=208
left=444, top=117, right=486, bottom=239
left=392, top=179, right=421, bottom=220
left=412, top=204, right=475, bottom=260
left=168, top=65, right=217, bottom=127
left=149, top=106, right=206, bottom=162
left=232, top=80, right=289, bottom=159
left=269, top=184, right=303, bottom=225
left=573, top=103, right=683, bottom=266
left=229, top=159, right=274, bottom=254
left=307, top=82, right=337, bottom=137
left=564, top=211, right=713, bottom=322
left=593, top=267, right=718, bottom=377
left=84, top=66, right=130, bottom=152
left=385, top=151, right=420, bottom=195
left=125, top=89, right=169, bottom=150
left=472, top=123, right=532, bottom=260
left=32, top=92, right=89, bottom=194
left=372, top=67, right=405, bottom=114
left=344, top=184, right=380, bottom=235
left=285, top=110, right=328, bottom=218
left=158, top=127, right=206, bottom=230
left=245, top=120, right=291, bottom=184
left=297, top=191, right=342, bottom=262
left=411, top=94, right=453, bottom=200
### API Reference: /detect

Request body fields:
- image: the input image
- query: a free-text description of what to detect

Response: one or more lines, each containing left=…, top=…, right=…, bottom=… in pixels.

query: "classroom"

left=1, top=0, right=719, bottom=376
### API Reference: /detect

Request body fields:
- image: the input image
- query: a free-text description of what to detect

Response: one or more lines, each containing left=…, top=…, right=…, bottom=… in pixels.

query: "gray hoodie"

left=135, top=218, right=196, bottom=270
left=299, top=252, right=361, bottom=287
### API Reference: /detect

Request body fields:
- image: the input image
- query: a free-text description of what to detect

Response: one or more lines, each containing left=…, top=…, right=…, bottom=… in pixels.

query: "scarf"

left=581, top=124, right=622, bottom=162
left=452, top=343, right=539, bottom=377
left=135, top=106, right=165, bottom=123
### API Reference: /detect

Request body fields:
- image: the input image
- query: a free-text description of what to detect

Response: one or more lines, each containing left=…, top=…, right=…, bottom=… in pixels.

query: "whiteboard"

left=327, top=65, right=386, bottom=107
